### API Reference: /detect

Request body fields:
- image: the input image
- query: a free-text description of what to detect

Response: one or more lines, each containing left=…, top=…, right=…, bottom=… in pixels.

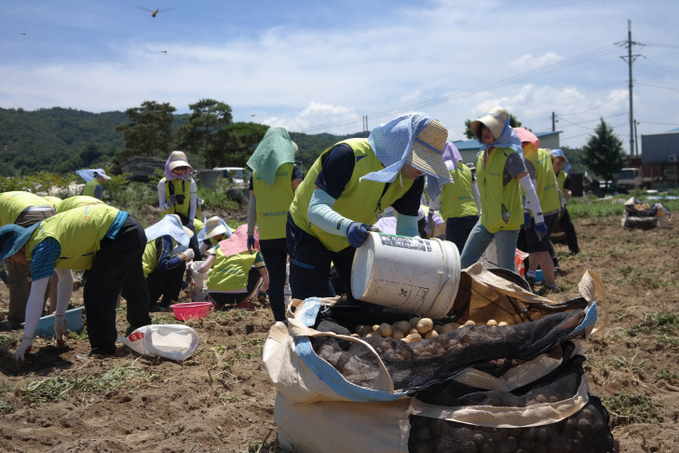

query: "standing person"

left=551, top=149, right=580, bottom=255
left=287, top=113, right=452, bottom=310
left=138, top=215, right=195, bottom=312
left=514, top=128, right=561, bottom=292
left=459, top=107, right=546, bottom=271
left=435, top=141, right=482, bottom=253
left=197, top=225, right=269, bottom=311
left=0, top=191, right=58, bottom=331
left=77, top=169, right=111, bottom=200
left=157, top=151, right=201, bottom=258
left=0, top=204, right=152, bottom=362
left=246, top=127, right=303, bottom=322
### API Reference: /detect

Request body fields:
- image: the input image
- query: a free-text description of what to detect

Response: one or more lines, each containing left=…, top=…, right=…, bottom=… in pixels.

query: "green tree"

left=214, top=122, right=270, bottom=167
left=177, top=99, right=233, bottom=168
left=581, top=118, right=625, bottom=187
left=463, top=114, right=523, bottom=139
left=116, top=101, right=176, bottom=158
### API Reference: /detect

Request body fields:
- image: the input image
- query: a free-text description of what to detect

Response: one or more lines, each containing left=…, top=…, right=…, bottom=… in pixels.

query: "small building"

left=453, top=131, right=562, bottom=164
left=640, top=129, right=679, bottom=165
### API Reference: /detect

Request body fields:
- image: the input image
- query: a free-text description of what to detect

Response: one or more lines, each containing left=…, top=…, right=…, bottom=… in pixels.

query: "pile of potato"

left=409, top=403, right=610, bottom=453
left=352, top=317, right=512, bottom=343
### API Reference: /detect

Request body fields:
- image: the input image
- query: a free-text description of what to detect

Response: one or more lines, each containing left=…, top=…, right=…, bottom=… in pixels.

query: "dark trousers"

left=286, top=215, right=379, bottom=311
left=209, top=268, right=260, bottom=307
left=259, top=238, right=287, bottom=322
left=559, top=207, right=580, bottom=254
left=90, top=216, right=151, bottom=354
left=445, top=215, right=479, bottom=255
left=147, top=262, right=186, bottom=308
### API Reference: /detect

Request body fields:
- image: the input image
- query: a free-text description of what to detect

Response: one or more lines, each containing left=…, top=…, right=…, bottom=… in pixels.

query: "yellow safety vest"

left=476, top=147, right=523, bottom=233
left=0, top=191, right=51, bottom=226
left=290, top=139, right=415, bottom=252
left=252, top=162, right=296, bottom=240
left=440, top=162, right=478, bottom=220
left=206, top=248, right=258, bottom=292
left=522, top=148, right=561, bottom=216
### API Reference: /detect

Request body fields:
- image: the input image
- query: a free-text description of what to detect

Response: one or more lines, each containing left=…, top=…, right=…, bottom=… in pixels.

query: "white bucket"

left=190, top=261, right=210, bottom=302
left=351, top=233, right=461, bottom=319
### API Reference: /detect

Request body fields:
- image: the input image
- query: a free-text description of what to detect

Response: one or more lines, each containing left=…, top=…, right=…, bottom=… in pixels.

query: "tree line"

left=0, top=103, right=626, bottom=185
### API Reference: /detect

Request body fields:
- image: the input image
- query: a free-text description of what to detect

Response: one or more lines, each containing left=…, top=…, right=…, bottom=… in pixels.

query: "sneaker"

left=236, top=300, right=256, bottom=311
left=0, top=320, right=22, bottom=332
left=539, top=284, right=560, bottom=295
left=554, top=268, right=567, bottom=276
left=524, top=275, right=536, bottom=287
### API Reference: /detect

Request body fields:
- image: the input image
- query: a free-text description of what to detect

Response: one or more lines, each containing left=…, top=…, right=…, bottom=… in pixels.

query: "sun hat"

left=0, top=223, right=42, bottom=261
left=76, top=168, right=111, bottom=183
left=93, top=170, right=111, bottom=180
left=164, top=151, right=193, bottom=181
left=550, top=149, right=571, bottom=173
left=408, top=119, right=451, bottom=182
left=204, top=216, right=230, bottom=239
left=144, top=214, right=194, bottom=248
left=471, top=107, right=510, bottom=140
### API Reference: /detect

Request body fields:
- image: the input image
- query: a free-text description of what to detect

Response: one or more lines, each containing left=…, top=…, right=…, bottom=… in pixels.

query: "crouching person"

left=0, top=204, right=151, bottom=362
left=197, top=225, right=269, bottom=311
left=136, top=215, right=195, bottom=312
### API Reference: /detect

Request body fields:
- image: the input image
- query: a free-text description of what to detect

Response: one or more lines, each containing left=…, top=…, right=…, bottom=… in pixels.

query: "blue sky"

left=2, top=0, right=679, bottom=153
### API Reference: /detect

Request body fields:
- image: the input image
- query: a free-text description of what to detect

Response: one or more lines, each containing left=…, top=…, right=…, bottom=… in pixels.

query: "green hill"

left=0, top=107, right=368, bottom=177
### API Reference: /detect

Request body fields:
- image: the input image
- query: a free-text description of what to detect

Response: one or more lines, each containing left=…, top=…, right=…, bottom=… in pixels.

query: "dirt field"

left=0, top=213, right=677, bottom=453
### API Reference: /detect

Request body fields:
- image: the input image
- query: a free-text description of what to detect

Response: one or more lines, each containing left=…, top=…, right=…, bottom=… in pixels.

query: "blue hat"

left=0, top=223, right=41, bottom=260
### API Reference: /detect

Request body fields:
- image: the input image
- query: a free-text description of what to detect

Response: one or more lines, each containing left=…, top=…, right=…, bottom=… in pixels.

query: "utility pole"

left=620, top=20, right=643, bottom=157
left=551, top=112, right=557, bottom=132
left=362, top=115, right=369, bottom=133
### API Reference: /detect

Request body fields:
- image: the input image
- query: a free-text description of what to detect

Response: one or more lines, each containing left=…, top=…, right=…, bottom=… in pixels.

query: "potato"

left=378, top=323, right=392, bottom=337
left=355, top=325, right=365, bottom=335
left=393, top=320, right=412, bottom=334
left=464, top=320, right=476, bottom=326
left=486, top=319, right=498, bottom=327
left=433, top=324, right=443, bottom=334
left=498, top=321, right=509, bottom=327
left=350, top=333, right=360, bottom=338
left=416, top=318, right=434, bottom=334
left=391, top=329, right=405, bottom=341
left=410, top=327, right=419, bottom=335
left=439, top=323, right=459, bottom=333
left=405, top=333, right=422, bottom=343
left=372, top=324, right=380, bottom=332
left=424, top=330, right=438, bottom=339
left=358, top=325, right=373, bottom=337
left=409, top=316, right=421, bottom=327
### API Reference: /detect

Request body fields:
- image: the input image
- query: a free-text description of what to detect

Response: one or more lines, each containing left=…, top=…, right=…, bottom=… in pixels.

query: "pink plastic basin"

left=170, top=302, right=213, bottom=321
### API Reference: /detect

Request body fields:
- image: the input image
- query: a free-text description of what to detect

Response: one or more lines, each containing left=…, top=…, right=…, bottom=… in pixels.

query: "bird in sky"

left=160, top=50, right=168, bottom=53
left=136, top=6, right=174, bottom=17
left=20, top=32, right=26, bottom=35
left=250, top=114, right=256, bottom=117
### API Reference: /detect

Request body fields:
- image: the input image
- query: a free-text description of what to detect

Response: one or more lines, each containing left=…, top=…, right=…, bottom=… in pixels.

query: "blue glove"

left=247, top=235, right=256, bottom=253
left=523, top=212, right=532, bottom=229
left=535, top=222, right=548, bottom=241
left=346, top=222, right=371, bottom=248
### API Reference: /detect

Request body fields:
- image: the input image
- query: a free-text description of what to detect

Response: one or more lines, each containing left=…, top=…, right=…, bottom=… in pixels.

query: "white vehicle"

left=212, top=167, right=249, bottom=188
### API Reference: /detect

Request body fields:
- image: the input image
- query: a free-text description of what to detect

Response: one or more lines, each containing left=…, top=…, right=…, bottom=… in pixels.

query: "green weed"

left=18, top=359, right=157, bottom=403
left=628, top=312, right=678, bottom=337
left=612, top=349, right=647, bottom=380
left=653, top=368, right=678, bottom=381
left=0, top=334, right=17, bottom=354
left=601, top=391, right=663, bottom=428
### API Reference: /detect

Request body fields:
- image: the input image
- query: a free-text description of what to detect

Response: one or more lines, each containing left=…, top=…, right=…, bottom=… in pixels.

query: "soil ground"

left=0, top=212, right=677, bottom=453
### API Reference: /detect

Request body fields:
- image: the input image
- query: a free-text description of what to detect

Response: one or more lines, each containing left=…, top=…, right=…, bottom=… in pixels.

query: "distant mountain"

left=0, top=106, right=368, bottom=177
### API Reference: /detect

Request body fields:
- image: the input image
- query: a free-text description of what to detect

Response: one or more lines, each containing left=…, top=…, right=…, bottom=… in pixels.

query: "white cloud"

left=510, top=53, right=563, bottom=71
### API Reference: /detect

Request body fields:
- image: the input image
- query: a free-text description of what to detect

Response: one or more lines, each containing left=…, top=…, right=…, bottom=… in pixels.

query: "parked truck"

left=615, top=160, right=664, bottom=192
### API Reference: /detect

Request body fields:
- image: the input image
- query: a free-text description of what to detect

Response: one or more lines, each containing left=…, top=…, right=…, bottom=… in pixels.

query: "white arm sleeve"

left=199, top=254, right=216, bottom=273
left=518, top=175, right=545, bottom=224
left=247, top=193, right=257, bottom=236
left=55, top=269, right=73, bottom=316
left=188, top=179, right=197, bottom=220
left=22, top=277, right=50, bottom=340
left=307, top=188, right=353, bottom=237
left=158, top=180, right=172, bottom=211
left=471, top=181, right=482, bottom=213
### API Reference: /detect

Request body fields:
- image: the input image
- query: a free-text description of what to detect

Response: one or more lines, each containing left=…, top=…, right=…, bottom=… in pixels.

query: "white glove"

left=55, top=314, right=68, bottom=345
left=13, top=337, right=34, bottom=363
left=183, top=249, right=195, bottom=261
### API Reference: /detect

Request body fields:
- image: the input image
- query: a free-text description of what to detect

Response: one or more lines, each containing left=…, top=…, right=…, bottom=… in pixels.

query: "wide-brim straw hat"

left=204, top=216, right=228, bottom=239
left=408, top=119, right=452, bottom=182
left=168, top=151, right=193, bottom=172
left=93, top=170, right=111, bottom=180
left=471, top=107, right=509, bottom=140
